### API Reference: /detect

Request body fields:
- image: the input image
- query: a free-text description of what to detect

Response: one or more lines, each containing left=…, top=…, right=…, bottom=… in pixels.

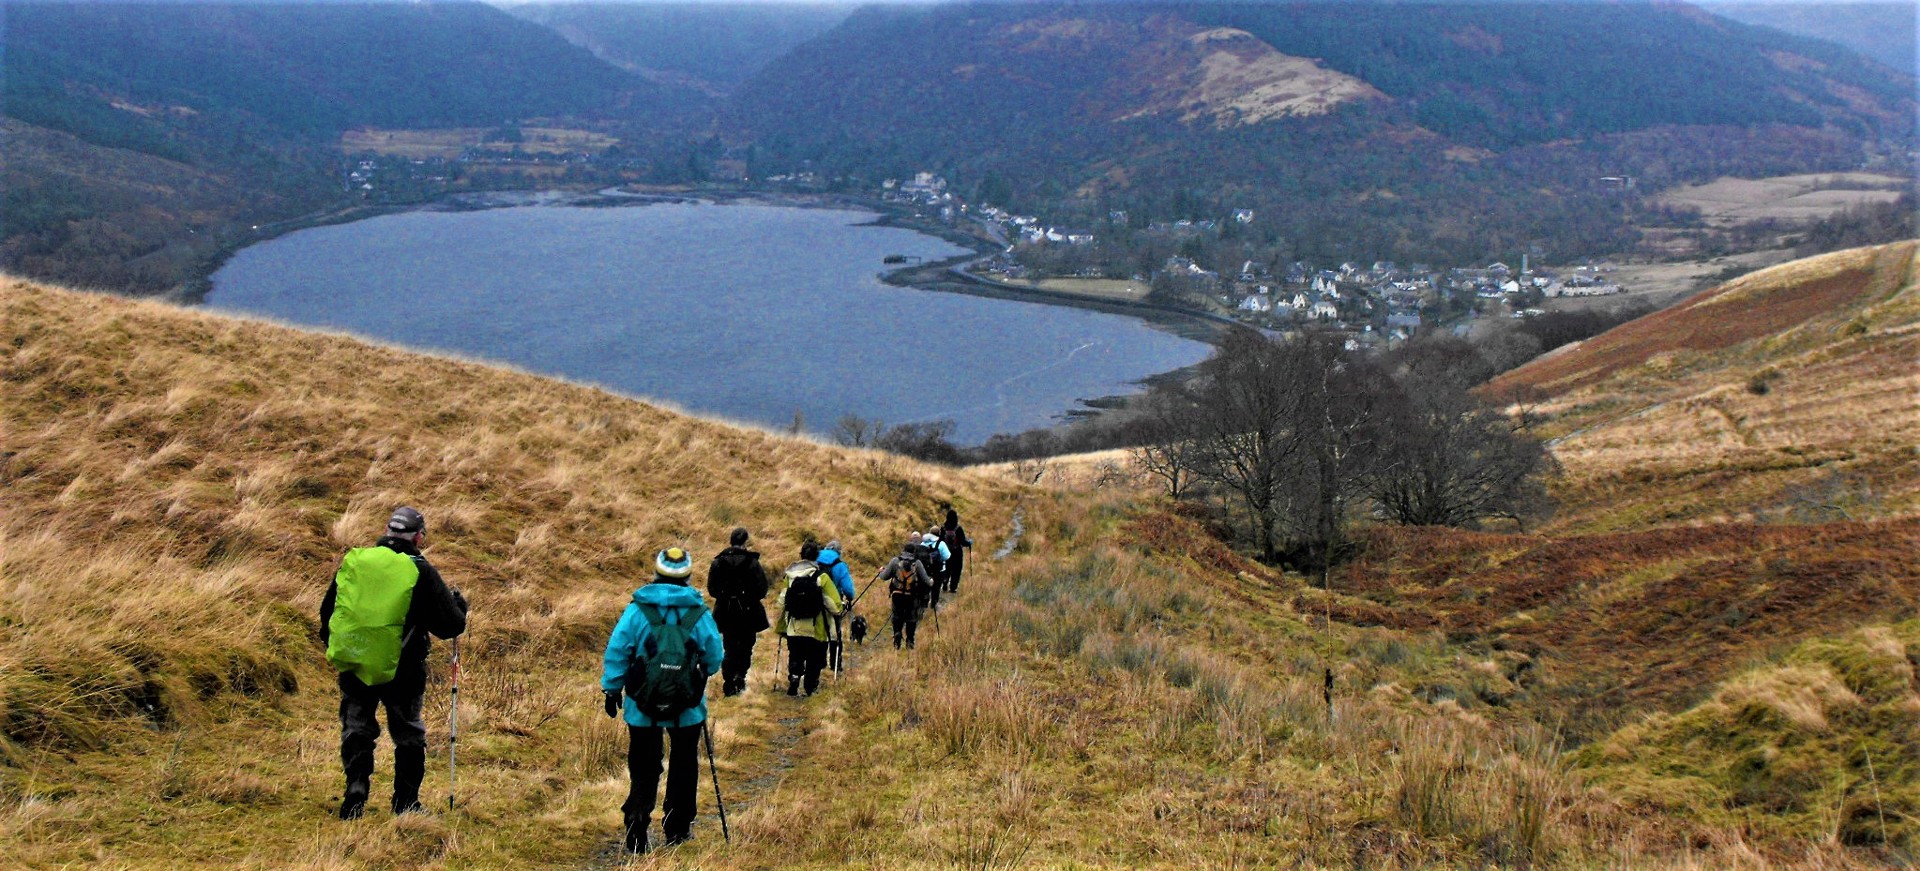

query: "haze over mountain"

left=498, top=1, right=855, bottom=97
left=1701, top=1, right=1917, bottom=73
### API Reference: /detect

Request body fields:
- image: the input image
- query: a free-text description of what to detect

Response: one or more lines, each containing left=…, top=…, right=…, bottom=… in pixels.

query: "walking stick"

left=702, top=720, right=731, bottom=843
left=830, top=614, right=844, bottom=677
left=448, top=637, right=460, bottom=810
left=769, top=634, right=784, bottom=691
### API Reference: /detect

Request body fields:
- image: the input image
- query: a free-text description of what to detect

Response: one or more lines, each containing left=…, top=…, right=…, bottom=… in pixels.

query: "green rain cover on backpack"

left=325, top=547, right=421, bottom=686
left=625, top=604, right=708, bottom=719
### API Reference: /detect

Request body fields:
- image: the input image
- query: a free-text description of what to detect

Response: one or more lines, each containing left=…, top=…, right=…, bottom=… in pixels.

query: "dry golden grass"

left=1492, top=241, right=1920, bottom=533
left=4, top=273, right=1913, bottom=869
left=0, top=277, right=1019, bottom=867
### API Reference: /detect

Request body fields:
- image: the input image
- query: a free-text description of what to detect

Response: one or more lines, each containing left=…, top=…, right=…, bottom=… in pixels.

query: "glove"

left=452, top=588, right=469, bottom=612
left=603, top=690, right=622, bottom=719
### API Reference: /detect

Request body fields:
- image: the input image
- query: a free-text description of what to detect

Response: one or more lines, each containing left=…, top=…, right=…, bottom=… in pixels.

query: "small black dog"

left=849, top=614, right=869, bottom=645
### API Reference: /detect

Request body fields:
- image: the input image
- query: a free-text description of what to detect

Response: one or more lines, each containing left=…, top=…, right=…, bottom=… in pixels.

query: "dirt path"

left=583, top=513, right=1023, bottom=868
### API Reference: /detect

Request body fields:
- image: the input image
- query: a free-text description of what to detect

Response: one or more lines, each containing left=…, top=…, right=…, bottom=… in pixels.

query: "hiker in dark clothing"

left=939, top=509, right=972, bottom=593
left=319, top=506, right=468, bottom=820
left=917, top=531, right=949, bottom=612
left=706, top=527, right=770, bottom=697
left=601, top=547, right=725, bottom=854
left=774, top=542, right=845, bottom=696
left=878, top=537, right=933, bottom=650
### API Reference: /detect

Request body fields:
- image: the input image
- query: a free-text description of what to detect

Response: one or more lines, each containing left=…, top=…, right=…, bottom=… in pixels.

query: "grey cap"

left=387, top=506, right=426, bottom=535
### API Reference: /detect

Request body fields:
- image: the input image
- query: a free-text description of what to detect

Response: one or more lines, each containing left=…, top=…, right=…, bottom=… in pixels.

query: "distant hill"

left=1491, top=240, right=1920, bottom=532
left=0, top=0, right=665, bottom=294
left=500, top=1, right=854, bottom=96
left=1703, top=1, right=1918, bottom=73
left=723, top=2, right=1915, bottom=263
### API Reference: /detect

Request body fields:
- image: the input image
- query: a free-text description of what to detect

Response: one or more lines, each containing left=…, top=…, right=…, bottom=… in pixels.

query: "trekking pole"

left=769, top=635, right=784, bottom=691
left=702, top=720, right=731, bottom=844
left=852, top=574, right=882, bottom=610
left=448, top=637, right=460, bottom=810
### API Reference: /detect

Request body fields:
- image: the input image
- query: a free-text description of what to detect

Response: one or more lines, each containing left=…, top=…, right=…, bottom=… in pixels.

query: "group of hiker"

left=320, top=504, right=972, bottom=854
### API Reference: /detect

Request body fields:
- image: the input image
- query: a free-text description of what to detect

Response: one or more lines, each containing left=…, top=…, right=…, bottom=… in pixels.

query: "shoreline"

left=188, top=183, right=1219, bottom=437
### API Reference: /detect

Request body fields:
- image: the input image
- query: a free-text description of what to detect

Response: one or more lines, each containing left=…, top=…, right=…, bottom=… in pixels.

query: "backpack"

left=940, top=526, right=965, bottom=555
left=325, top=547, right=422, bottom=687
left=918, top=541, right=946, bottom=577
left=624, top=604, right=708, bottom=719
left=888, top=559, right=922, bottom=609
left=785, top=566, right=826, bottom=621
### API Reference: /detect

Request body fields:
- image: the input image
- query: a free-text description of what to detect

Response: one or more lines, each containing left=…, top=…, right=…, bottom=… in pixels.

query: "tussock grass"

left=0, top=278, right=1019, bottom=867
left=5, top=271, right=1914, bottom=869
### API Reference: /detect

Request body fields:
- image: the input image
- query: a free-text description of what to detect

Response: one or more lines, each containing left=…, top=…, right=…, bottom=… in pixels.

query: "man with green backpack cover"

left=601, top=547, right=726, bottom=854
left=321, top=506, right=468, bottom=820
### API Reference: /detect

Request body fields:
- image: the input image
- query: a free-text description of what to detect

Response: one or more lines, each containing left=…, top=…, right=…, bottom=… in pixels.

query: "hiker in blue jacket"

left=601, top=547, right=726, bottom=854
left=816, top=540, right=856, bottom=672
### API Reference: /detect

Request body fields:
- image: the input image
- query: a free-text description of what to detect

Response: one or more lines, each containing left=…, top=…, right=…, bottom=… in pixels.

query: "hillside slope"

left=722, top=2, right=1913, bottom=264
left=0, top=0, right=670, bottom=296
left=4, top=275, right=1915, bottom=868
left=1492, top=241, right=1920, bottom=533
left=0, top=277, right=1021, bottom=866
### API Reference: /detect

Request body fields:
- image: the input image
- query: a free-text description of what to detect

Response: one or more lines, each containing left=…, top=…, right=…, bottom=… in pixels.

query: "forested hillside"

left=0, top=0, right=667, bottom=295
left=724, top=1, right=1915, bottom=264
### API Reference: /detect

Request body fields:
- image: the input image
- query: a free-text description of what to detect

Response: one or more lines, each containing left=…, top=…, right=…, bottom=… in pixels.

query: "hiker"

left=816, top=539, right=856, bottom=672
left=601, top=547, right=726, bottom=854
left=919, top=530, right=951, bottom=611
left=878, top=536, right=934, bottom=649
left=706, top=528, right=770, bottom=697
left=938, top=508, right=972, bottom=593
left=320, top=506, right=468, bottom=820
left=773, top=542, right=845, bottom=696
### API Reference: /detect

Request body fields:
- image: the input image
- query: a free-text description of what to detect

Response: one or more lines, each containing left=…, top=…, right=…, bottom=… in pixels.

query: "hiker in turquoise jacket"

left=600, top=547, right=726, bottom=854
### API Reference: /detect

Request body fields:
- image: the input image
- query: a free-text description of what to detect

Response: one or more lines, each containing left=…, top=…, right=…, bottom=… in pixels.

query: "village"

left=880, top=170, right=1629, bottom=343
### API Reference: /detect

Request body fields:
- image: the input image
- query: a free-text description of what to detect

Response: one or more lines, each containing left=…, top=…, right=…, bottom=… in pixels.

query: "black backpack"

left=785, top=566, right=825, bottom=620
left=624, top=604, right=707, bottom=719
left=918, top=541, right=945, bottom=576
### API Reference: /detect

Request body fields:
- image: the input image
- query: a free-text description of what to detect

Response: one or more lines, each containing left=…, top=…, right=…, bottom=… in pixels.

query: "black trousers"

left=946, top=556, right=964, bottom=592
left=786, top=635, right=827, bottom=693
left=891, top=610, right=919, bottom=649
left=720, top=629, right=758, bottom=692
left=625, top=724, right=702, bottom=842
left=338, top=667, right=428, bottom=808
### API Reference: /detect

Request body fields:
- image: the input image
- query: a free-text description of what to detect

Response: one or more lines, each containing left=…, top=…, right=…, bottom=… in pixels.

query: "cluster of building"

left=1207, top=259, right=1626, bottom=338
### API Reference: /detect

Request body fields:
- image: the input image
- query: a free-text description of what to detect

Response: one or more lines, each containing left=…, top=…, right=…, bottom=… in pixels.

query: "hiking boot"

left=623, top=814, right=647, bottom=854
left=393, top=799, right=426, bottom=816
left=787, top=677, right=801, bottom=696
left=338, top=788, right=368, bottom=821
left=663, top=832, right=693, bottom=848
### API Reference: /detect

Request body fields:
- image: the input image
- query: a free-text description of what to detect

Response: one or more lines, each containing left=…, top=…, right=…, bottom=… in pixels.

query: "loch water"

left=209, top=200, right=1212, bottom=444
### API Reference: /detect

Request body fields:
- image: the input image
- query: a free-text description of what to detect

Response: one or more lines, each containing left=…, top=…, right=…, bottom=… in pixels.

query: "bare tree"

left=1129, top=387, right=1205, bottom=499
left=833, top=414, right=884, bottom=447
left=1372, top=339, right=1555, bottom=529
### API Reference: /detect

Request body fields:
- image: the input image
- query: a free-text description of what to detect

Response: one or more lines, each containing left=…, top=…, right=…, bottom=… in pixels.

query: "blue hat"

left=655, top=547, right=693, bottom=579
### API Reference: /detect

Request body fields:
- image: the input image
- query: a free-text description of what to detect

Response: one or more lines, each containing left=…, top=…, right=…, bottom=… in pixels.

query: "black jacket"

left=320, top=536, right=468, bottom=680
left=707, top=546, right=770, bottom=633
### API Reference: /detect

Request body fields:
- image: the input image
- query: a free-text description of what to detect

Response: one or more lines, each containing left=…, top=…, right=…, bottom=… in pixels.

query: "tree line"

left=1129, top=330, right=1552, bottom=573
left=837, top=328, right=1556, bottom=573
